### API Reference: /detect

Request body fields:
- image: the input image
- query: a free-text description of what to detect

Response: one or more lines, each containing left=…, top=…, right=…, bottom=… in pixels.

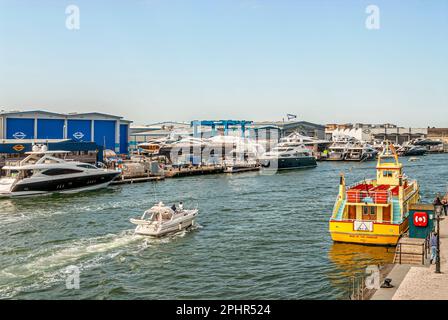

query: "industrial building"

left=325, top=123, right=427, bottom=144
left=129, top=119, right=326, bottom=151
left=251, top=120, right=326, bottom=140
left=0, top=139, right=104, bottom=169
left=0, top=110, right=131, bottom=154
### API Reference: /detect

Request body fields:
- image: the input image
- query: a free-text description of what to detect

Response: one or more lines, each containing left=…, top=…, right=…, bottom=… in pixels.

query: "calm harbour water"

left=0, top=154, right=447, bottom=300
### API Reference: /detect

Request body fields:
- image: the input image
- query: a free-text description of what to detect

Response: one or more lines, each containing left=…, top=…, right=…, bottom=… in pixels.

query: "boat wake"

left=0, top=224, right=201, bottom=298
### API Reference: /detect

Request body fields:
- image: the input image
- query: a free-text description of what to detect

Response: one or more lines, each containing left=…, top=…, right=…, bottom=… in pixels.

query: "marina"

left=0, top=152, right=446, bottom=299
left=0, top=1, right=447, bottom=305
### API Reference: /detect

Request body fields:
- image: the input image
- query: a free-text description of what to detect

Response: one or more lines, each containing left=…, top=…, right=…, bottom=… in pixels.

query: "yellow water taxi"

left=329, top=142, right=420, bottom=245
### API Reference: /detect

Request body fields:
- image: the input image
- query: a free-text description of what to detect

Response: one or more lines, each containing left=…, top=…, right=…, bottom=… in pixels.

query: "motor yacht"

left=345, top=142, right=378, bottom=161
left=397, top=144, right=427, bottom=156
left=325, top=135, right=359, bottom=161
left=223, top=139, right=264, bottom=173
left=259, top=140, right=317, bottom=170
left=0, top=145, right=120, bottom=197
left=279, top=132, right=332, bottom=159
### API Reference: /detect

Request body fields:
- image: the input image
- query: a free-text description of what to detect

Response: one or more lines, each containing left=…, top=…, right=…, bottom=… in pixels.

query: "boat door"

left=382, top=205, right=391, bottom=222
left=362, top=206, right=377, bottom=221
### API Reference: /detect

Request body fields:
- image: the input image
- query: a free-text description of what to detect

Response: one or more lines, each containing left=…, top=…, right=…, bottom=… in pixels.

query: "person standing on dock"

left=179, top=202, right=184, bottom=211
left=430, top=232, right=438, bottom=264
left=442, top=195, right=448, bottom=216
left=434, top=194, right=442, bottom=206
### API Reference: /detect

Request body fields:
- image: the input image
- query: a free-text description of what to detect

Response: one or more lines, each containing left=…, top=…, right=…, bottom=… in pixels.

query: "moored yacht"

left=345, top=142, right=378, bottom=161
left=326, top=136, right=354, bottom=161
left=0, top=145, right=120, bottom=197
left=223, top=142, right=263, bottom=173
left=279, top=131, right=332, bottom=159
left=396, top=144, right=427, bottom=156
left=259, top=141, right=317, bottom=170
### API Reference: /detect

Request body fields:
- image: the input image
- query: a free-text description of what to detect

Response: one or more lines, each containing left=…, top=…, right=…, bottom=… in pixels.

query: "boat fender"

left=178, top=223, right=182, bottom=230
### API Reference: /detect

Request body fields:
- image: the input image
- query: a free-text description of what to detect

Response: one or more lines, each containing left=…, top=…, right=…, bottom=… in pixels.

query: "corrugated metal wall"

left=0, top=117, right=3, bottom=139
left=94, top=120, right=115, bottom=150
left=67, top=119, right=92, bottom=142
left=119, top=124, right=129, bottom=154
left=37, top=119, right=64, bottom=139
left=6, top=118, right=35, bottom=139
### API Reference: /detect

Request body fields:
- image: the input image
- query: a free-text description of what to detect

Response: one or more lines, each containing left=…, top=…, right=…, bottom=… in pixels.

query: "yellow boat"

left=329, top=142, right=420, bottom=246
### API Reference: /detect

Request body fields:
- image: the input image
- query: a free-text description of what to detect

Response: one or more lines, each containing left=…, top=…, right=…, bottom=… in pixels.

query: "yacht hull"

left=401, top=149, right=426, bottom=156
left=1, top=172, right=119, bottom=197
left=260, top=157, right=317, bottom=170
left=133, top=211, right=198, bottom=237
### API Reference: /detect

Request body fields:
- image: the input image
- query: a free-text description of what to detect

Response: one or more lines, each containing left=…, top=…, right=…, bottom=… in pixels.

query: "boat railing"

left=404, top=182, right=417, bottom=198
left=346, top=189, right=390, bottom=204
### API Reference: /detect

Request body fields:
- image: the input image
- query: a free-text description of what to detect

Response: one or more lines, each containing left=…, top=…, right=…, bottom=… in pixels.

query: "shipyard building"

left=0, top=110, right=131, bottom=153
left=0, top=110, right=131, bottom=167
left=325, top=123, right=427, bottom=144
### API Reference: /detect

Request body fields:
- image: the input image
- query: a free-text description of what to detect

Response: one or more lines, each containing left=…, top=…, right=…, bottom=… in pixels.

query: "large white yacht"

left=259, top=139, right=317, bottom=171
left=326, top=135, right=355, bottom=161
left=0, top=145, right=120, bottom=197
left=344, top=141, right=378, bottom=161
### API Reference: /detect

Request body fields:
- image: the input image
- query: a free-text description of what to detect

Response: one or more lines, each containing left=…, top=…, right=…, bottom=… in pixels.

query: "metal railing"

left=395, top=237, right=429, bottom=265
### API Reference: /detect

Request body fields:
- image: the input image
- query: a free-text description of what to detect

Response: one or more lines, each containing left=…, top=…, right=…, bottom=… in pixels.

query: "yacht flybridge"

left=0, top=145, right=120, bottom=197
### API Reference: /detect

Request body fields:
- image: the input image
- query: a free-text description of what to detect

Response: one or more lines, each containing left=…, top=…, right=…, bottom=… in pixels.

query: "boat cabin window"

left=23, top=170, right=33, bottom=178
left=76, top=164, right=97, bottom=169
left=42, top=168, right=83, bottom=176
left=6, top=169, right=19, bottom=178
left=383, top=170, right=393, bottom=177
left=363, top=206, right=376, bottom=216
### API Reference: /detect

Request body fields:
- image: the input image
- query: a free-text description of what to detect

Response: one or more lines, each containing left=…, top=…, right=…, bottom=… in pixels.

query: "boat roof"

left=25, top=150, right=70, bottom=155
left=2, top=162, right=86, bottom=170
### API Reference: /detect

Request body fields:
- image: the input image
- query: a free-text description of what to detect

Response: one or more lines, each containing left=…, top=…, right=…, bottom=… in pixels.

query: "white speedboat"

left=0, top=145, right=120, bottom=197
left=130, top=202, right=198, bottom=237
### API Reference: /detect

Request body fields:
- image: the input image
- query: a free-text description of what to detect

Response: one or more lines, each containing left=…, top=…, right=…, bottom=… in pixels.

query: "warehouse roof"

left=0, top=110, right=132, bottom=123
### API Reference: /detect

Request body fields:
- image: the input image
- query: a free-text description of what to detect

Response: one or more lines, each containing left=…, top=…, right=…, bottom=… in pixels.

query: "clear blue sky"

left=0, top=0, right=447, bottom=126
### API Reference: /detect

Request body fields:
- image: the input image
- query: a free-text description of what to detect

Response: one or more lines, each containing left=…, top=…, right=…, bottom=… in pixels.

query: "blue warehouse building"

left=0, top=110, right=132, bottom=154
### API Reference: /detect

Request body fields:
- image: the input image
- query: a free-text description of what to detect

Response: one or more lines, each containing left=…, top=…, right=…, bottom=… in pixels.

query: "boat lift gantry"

left=190, top=120, right=253, bottom=138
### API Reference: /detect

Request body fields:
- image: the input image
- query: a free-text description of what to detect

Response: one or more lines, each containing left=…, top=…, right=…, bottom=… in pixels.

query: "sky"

left=0, top=0, right=447, bottom=126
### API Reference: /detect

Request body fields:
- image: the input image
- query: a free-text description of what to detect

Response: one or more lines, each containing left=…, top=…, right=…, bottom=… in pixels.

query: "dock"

left=164, top=165, right=224, bottom=178
left=371, top=216, right=448, bottom=300
left=111, top=175, right=165, bottom=185
left=224, top=166, right=260, bottom=173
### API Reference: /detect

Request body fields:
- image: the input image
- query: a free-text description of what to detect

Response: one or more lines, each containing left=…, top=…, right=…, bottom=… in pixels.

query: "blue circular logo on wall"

left=73, top=132, right=85, bottom=140
left=12, top=132, right=26, bottom=139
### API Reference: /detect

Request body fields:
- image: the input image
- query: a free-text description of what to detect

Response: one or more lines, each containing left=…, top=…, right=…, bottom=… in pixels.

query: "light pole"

left=434, top=203, right=443, bottom=274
